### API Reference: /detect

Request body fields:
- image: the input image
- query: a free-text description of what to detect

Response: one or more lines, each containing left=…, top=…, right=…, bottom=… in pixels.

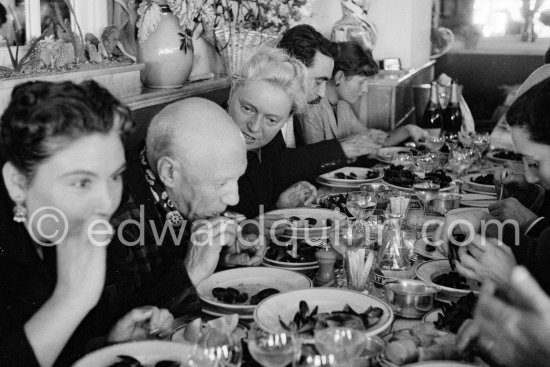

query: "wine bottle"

left=421, top=81, right=443, bottom=137
left=442, top=80, right=462, bottom=136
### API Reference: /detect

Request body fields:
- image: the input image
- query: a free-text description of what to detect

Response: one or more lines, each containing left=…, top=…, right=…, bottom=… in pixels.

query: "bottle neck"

left=449, top=83, right=459, bottom=104
left=429, top=83, right=439, bottom=104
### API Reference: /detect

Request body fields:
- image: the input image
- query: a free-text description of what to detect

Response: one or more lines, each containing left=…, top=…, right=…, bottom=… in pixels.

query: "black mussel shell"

left=304, top=217, right=317, bottom=226
left=250, top=288, right=280, bottom=305
left=155, top=361, right=181, bottom=367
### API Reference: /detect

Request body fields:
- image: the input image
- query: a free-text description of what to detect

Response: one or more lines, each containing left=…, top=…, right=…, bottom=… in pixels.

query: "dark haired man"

left=278, top=24, right=335, bottom=105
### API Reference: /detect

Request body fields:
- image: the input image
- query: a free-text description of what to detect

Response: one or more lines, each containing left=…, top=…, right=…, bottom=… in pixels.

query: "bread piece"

left=385, top=339, right=420, bottom=365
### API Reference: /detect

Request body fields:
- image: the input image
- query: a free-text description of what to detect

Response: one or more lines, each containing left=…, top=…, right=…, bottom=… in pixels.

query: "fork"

left=498, top=168, right=508, bottom=200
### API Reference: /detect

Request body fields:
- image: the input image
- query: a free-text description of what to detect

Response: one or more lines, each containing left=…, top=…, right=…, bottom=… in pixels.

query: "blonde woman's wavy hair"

left=229, top=46, right=309, bottom=115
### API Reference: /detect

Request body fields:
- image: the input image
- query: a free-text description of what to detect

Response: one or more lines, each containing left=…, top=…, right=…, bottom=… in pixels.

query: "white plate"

left=422, top=308, right=443, bottom=323
left=202, top=306, right=254, bottom=321
left=262, top=261, right=319, bottom=274
left=414, top=238, right=446, bottom=260
left=254, top=288, right=393, bottom=337
left=376, top=147, right=412, bottom=164
left=263, top=208, right=348, bottom=239
left=416, top=260, right=480, bottom=302
left=263, top=255, right=318, bottom=268
left=319, top=167, right=382, bottom=185
left=446, top=207, right=489, bottom=216
left=197, top=267, right=312, bottom=313
left=460, top=194, right=498, bottom=208
left=73, top=341, right=203, bottom=367
left=315, top=176, right=366, bottom=189
left=486, top=150, right=522, bottom=165
left=403, top=362, right=479, bottom=367
left=381, top=179, right=456, bottom=193
left=462, top=173, right=496, bottom=194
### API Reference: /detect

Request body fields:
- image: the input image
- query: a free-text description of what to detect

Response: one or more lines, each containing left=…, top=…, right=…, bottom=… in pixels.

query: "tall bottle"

left=442, top=80, right=462, bottom=136
left=421, top=81, right=443, bottom=137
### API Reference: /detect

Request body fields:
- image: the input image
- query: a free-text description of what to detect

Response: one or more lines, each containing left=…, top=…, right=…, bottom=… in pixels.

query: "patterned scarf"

left=140, top=146, right=185, bottom=228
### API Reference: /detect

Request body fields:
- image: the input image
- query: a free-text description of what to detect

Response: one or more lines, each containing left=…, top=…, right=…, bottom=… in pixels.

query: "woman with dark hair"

left=300, top=41, right=429, bottom=147
left=0, top=81, right=173, bottom=367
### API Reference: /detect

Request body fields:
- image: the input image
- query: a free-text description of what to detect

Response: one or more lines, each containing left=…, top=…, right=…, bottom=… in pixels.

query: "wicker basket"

left=214, top=26, right=279, bottom=75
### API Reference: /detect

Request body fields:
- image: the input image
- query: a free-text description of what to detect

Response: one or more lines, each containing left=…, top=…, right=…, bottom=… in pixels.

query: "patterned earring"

left=13, top=200, right=27, bottom=223
left=335, top=81, right=341, bottom=86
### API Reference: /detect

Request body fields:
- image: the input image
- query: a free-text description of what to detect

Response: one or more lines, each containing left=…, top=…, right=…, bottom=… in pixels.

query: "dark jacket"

left=508, top=226, right=550, bottom=295
left=0, top=177, right=140, bottom=367
left=230, top=131, right=348, bottom=218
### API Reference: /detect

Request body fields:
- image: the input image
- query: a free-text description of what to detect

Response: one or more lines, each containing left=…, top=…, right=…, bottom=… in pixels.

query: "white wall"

left=367, top=0, right=432, bottom=69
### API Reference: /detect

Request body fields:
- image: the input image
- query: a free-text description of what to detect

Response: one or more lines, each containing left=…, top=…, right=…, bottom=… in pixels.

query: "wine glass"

left=412, top=179, right=440, bottom=218
left=314, top=327, right=366, bottom=367
left=415, top=152, right=437, bottom=175
left=449, top=148, right=476, bottom=180
left=247, top=323, right=299, bottom=367
left=202, top=332, right=243, bottom=367
left=473, top=132, right=491, bottom=168
left=346, top=191, right=377, bottom=221
left=425, top=134, right=445, bottom=152
left=443, top=131, right=459, bottom=150
left=391, top=151, right=413, bottom=168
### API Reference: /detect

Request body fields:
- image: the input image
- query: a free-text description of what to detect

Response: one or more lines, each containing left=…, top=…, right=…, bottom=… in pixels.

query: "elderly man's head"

left=146, top=98, right=247, bottom=220
left=278, top=24, right=334, bottom=103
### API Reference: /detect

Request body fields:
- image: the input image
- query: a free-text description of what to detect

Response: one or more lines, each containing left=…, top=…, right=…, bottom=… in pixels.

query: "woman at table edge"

left=0, top=81, right=173, bottom=367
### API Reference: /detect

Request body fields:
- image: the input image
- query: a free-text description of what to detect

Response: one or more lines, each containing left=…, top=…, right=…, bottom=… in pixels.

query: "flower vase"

left=137, top=7, right=193, bottom=88
left=190, top=27, right=226, bottom=80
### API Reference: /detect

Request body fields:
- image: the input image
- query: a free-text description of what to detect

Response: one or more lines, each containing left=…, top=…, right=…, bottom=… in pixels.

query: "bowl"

left=428, top=193, right=461, bottom=215
left=383, top=279, right=439, bottom=318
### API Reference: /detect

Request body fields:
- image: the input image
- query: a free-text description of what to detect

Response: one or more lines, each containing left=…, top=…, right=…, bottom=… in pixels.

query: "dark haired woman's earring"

left=13, top=200, right=27, bottom=223
left=335, top=81, right=341, bottom=86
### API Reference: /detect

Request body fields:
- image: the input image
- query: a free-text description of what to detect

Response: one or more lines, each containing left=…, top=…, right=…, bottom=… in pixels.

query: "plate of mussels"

left=264, top=238, right=319, bottom=267
left=318, top=167, right=381, bottom=186
left=262, top=208, right=347, bottom=239
left=382, top=165, right=455, bottom=192
left=416, top=260, right=480, bottom=302
left=254, top=288, right=393, bottom=338
left=196, top=267, right=312, bottom=315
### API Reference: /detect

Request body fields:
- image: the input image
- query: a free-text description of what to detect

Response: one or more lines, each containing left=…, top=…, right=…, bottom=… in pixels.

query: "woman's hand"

left=276, top=181, right=317, bottom=209
left=53, top=217, right=112, bottom=308
left=366, top=129, right=388, bottom=144
left=108, top=306, right=174, bottom=343
left=24, top=218, right=114, bottom=367
left=339, top=133, right=382, bottom=158
left=406, top=125, right=431, bottom=143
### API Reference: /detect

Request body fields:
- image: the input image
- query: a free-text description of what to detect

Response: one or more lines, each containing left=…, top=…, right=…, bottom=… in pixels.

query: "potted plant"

left=0, top=0, right=143, bottom=113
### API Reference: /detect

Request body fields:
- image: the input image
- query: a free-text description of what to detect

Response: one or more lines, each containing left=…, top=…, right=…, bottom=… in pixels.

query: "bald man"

left=107, top=98, right=251, bottom=320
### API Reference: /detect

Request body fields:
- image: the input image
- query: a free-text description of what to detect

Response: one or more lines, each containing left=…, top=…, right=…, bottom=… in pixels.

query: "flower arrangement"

left=215, top=0, right=310, bottom=34
left=133, top=0, right=310, bottom=45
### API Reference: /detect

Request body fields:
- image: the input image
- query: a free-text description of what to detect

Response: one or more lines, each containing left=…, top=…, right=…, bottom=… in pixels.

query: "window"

left=472, top=0, right=550, bottom=38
